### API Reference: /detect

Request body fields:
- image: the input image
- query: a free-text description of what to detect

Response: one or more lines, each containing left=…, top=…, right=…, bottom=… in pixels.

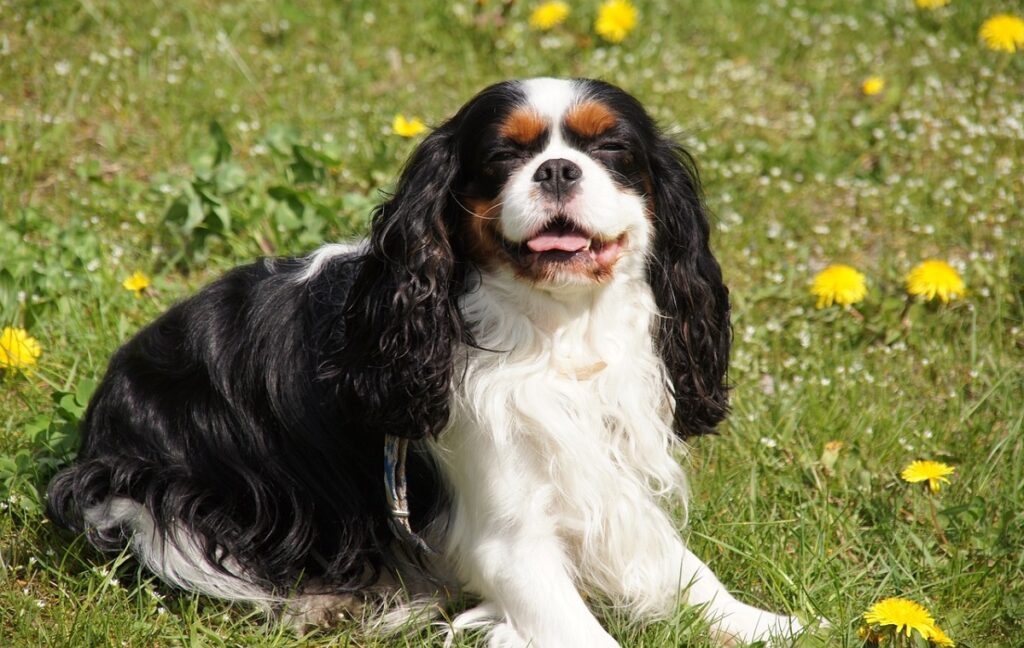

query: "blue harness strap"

left=383, top=435, right=437, bottom=555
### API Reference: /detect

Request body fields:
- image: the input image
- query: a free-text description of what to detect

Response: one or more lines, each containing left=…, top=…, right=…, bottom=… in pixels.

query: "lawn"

left=1, top=0, right=1022, bottom=646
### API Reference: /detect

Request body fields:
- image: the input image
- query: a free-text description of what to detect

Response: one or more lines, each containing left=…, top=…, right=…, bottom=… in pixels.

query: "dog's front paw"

left=486, top=621, right=527, bottom=648
left=486, top=622, right=620, bottom=648
left=710, top=602, right=804, bottom=646
left=446, top=601, right=621, bottom=648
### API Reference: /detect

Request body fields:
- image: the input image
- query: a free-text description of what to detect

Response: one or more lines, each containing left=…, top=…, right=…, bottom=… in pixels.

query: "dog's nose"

left=533, top=158, right=582, bottom=197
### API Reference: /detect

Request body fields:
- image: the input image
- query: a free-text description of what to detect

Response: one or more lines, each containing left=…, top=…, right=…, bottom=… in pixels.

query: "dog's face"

left=453, top=78, right=654, bottom=286
left=349, top=77, right=731, bottom=440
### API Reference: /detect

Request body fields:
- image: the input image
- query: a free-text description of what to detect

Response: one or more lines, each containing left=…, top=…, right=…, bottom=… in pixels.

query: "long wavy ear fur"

left=647, top=137, right=732, bottom=438
left=336, top=124, right=469, bottom=440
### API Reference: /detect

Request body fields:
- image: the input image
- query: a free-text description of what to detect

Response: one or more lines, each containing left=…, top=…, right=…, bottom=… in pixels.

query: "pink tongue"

left=526, top=233, right=589, bottom=253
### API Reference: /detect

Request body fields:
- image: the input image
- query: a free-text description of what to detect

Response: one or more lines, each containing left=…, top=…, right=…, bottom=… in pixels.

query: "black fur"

left=647, top=138, right=732, bottom=437
left=336, top=81, right=526, bottom=441
left=46, top=255, right=446, bottom=591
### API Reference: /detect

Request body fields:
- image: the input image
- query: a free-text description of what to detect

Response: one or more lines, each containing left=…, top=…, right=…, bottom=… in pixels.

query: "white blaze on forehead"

left=520, top=77, right=580, bottom=142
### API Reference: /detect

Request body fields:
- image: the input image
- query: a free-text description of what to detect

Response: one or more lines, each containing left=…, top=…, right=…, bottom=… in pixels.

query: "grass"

left=1, top=0, right=1022, bottom=645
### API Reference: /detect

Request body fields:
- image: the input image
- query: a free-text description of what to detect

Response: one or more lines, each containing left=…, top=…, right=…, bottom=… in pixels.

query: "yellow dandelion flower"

left=980, top=14, right=1024, bottom=53
left=915, top=0, right=950, bottom=9
left=529, top=1, right=570, bottom=30
left=0, top=326, right=42, bottom=371
left=906, top=260, right=965, bottom=303
left=595, top=0, right=638, bottom=43
left=863, top=597, right=937, bottom=639
left=862, top=76, right=885, bottom=96
left=928, top=625, right=955, bottom=647
left=122, top=271, right=151, bottom=297
left=392, top=114, right=427, bottom=138
left=901, top=460, right=955, bottom=494
left=811, top=264, right=867, bottom=309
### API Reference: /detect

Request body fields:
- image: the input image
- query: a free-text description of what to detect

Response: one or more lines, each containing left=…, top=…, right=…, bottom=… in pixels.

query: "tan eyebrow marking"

left=565, top=100, right=617, bottom=138
left=499, top=107, right=547, bottom=145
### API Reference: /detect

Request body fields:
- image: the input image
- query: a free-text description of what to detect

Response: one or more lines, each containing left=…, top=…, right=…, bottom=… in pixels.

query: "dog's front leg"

left=438, top=432, right=619, bottom=648
left=461, top=526, right=620, bottom=648
left=673, top=545, right=804, bottom=646
left=590, top=495, right=803, bottom=646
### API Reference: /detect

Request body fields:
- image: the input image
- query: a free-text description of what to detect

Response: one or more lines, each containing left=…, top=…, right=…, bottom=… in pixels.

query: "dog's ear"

left=338, top=124, right=468, bottom=440
left=646, top=137, right=731, bottom=438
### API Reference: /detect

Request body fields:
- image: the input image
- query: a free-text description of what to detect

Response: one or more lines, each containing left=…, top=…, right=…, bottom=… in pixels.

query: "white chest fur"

left=433, top=269, right=688, bottom=616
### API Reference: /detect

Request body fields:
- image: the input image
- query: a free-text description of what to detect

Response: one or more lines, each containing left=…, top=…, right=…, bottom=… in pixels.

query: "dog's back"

left=46, top=246, right=444, bottom=606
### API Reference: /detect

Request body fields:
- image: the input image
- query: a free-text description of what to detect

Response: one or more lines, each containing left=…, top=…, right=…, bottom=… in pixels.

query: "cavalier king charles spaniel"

left=48, top=78, right=806, bottom=646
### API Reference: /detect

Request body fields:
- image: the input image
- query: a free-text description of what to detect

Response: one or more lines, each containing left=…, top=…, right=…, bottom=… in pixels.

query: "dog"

left=47, top=78, right=805, bottom=646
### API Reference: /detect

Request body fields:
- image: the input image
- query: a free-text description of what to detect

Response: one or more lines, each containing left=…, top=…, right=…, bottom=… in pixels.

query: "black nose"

left=533, top=158, right=582, bottom=197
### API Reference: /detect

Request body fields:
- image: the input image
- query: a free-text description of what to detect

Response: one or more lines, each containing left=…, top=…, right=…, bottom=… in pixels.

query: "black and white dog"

left=48, top=78, right=804, bottom=646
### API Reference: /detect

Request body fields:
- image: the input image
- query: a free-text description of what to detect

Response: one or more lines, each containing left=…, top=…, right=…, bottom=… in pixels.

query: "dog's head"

left=340, top=78, right=730, bottom=440
left=453, top=78, right=652, bottom=287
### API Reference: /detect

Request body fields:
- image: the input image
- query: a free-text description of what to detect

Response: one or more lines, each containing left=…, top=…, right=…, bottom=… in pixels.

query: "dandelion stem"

left=927, top=496, right=951, bottom=548
left=898, top=296, right=913, bottom=329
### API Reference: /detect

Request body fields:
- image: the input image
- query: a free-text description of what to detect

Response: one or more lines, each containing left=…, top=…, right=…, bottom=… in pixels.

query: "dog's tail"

left=47, top=458, right=123, bottom=550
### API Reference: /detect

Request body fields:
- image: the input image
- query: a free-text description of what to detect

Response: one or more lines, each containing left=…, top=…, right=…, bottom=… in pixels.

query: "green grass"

left=2, top=0, right=1022, bottom=645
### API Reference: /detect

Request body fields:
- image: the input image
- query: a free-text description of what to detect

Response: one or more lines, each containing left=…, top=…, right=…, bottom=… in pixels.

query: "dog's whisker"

left=449, top=190, right=505, bottom=221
